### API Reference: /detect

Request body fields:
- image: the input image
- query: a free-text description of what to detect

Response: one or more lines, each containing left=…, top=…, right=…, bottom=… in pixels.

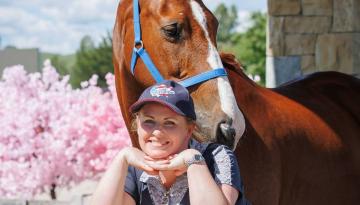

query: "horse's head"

left=113, top=0, right=245, bottom=149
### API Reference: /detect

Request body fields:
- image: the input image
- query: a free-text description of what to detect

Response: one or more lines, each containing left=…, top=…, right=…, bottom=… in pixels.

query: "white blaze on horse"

left=113, top=0, right=245, bottom=148
left=113, top=0, right=360, bottom=204
left=189, top=0, right=245, bottom=147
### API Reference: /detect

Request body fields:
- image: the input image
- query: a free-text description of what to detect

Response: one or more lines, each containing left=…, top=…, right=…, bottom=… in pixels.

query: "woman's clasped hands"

left=120, top=147, right=201, bottom=186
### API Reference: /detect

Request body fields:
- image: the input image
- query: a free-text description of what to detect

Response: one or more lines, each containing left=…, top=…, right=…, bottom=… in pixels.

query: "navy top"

left=124, top=139, right=251, bottom=205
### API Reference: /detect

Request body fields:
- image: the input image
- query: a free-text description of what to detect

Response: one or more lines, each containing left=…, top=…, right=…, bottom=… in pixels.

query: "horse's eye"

left=161, top=23, right=182, bottom=41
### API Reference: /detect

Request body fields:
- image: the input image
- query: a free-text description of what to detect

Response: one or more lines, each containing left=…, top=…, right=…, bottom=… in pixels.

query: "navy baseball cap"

left=130, top=80, right=196, bottom=120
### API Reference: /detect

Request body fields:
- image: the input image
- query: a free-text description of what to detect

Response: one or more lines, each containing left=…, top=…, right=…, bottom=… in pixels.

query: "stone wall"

left=266, top=0, right=360, bottom=87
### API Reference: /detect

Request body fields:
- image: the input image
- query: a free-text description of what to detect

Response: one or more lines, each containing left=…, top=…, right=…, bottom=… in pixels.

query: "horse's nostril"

left=217, top=118, right=236, bottom=149
left=220, top=123, right=235, bottom=137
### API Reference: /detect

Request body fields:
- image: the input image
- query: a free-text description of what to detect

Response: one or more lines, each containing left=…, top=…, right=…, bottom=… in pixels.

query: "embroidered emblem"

left=150, top=84, right=175, bottom=97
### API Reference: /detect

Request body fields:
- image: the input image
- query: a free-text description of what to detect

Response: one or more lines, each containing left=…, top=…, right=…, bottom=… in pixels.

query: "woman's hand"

left=146, top=149, right=202, bottom=176
left=144, top=155, right=177, bottom=186
left=119, top=147, right=160, bottom=175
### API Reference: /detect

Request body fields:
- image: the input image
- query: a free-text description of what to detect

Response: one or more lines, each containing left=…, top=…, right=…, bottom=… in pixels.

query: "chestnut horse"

left=112, top=0, right=360, bottom=204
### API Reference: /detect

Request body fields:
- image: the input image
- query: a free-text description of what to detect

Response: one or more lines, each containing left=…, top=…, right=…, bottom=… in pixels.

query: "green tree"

left=71, top=33, right=113, bottom=88
left=231, top=12, right=266, bottom=85
left=214, top=4, right=266, bottom=85
left=50, top=55, right=69, bottom=76
left=214, top=3, right=238, bottom=43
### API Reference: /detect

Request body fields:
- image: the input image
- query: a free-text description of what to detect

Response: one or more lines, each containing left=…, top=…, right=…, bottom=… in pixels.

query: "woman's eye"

left=143, top=120, right=155, bottom=125
left=164, top=121, right=176, bottom=127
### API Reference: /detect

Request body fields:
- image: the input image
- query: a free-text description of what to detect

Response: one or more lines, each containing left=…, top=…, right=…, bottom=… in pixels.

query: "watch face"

left=194, top=154, right=204, bottom=162
left=185, top=154, right=205, bottom=167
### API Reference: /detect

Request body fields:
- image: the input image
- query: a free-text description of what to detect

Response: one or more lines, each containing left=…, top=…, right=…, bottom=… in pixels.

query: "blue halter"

left=130, top=0, right=228, bottom=88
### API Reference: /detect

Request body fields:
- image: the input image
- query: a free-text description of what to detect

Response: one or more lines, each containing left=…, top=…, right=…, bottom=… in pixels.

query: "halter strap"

left=133, top=0, right=141, bottom=44
left=179, top=68, right=227, bottom=87
left=130, top=0, right=227, bottom=88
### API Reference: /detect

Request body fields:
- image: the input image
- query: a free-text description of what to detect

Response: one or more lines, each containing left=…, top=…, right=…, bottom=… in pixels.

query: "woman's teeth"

left=148, top=140, right=169, bottom=146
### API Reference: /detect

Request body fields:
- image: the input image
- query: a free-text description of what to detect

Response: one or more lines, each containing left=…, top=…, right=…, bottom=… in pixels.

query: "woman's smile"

left=136, top=102, right=194, bottom=159
left=146, top=138, right=171, bottom=148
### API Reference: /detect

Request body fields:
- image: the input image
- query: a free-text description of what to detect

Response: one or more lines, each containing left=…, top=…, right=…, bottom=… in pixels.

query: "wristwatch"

left=185, top=154, right=205, bottom=167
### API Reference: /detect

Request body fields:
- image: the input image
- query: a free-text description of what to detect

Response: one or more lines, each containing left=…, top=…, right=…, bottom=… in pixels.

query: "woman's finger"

left=144, top=155, right=155, bottom=161
left=145, top=170, right=159, bottom=176
left=174, top=169, right=187, bottom=176
left=134, top=161, right=156, bottom=172
left=147, top=163, right=172, bottom=170
left=145, top=159, right=170, bottom=165
left=142, top=164, right=155, bottom=172
left=166, top=154, right=177, bottom=160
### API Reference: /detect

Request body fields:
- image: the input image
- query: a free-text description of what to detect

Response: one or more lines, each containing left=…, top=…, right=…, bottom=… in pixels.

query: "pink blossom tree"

left=0, top=60, right=131, bottom=199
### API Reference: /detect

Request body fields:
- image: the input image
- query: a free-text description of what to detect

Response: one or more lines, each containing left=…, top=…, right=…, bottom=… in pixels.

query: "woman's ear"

left=187, top=122, right=196, bottom=138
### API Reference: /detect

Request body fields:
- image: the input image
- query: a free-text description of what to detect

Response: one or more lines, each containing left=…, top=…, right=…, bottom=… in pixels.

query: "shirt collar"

left=188, top=138, right=209, bottom=154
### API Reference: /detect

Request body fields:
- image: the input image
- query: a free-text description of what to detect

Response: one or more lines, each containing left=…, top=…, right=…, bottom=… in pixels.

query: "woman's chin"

left=144, top=150, right=170, bottom=159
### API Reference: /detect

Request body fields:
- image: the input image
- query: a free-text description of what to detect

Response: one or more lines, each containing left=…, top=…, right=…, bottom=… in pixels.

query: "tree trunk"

left=50, top=183, right=56, bottom=200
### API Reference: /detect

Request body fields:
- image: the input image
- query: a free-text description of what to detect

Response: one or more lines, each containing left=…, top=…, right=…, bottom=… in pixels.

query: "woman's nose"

left=152, top=128, right=163, bottom=137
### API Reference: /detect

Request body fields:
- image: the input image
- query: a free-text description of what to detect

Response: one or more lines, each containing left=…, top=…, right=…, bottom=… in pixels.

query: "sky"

left=0, top=0, right=266, bottom=55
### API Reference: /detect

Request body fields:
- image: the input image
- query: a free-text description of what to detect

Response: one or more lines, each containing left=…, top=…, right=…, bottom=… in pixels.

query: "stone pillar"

left=266, top=0, right=360, bottom=87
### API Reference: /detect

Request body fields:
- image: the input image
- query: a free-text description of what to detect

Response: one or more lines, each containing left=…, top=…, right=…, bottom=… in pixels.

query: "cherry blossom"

left=0, top=60, right=131, bottom=198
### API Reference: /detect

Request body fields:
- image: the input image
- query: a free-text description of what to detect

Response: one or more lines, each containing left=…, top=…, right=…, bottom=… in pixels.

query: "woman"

left=91, top=80, right=250, bottom=205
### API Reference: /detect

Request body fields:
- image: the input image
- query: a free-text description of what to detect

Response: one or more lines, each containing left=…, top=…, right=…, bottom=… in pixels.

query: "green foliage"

left=71, top=33, right=113, bottom=88
left=214, top=4, right=266, bottom=85
left=50, top=55, right=70, bottom=76
left=41, top=53, right=75, bottom=76
left=214, top=4, right=238, bottom=43
left=232, top=12, right=266, bottom=85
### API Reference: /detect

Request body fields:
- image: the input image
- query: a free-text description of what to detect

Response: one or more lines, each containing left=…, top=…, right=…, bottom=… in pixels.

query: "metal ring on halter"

left=134, top=40, right=144, bottom=50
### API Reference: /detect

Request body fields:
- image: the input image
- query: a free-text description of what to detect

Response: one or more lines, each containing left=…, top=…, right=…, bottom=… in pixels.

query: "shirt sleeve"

left=124, top=165, right=140, bottom=203
left=204, top=144, right=252, bottom=205
left=207, top=144, right=244, bottom=193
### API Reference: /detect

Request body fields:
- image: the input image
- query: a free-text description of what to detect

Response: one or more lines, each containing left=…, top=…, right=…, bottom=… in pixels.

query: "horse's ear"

left=219, top=52, right=245, bottom=75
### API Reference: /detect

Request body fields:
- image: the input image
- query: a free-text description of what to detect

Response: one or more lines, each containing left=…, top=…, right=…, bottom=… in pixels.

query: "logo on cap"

left=150, top=84, right=175, bottom=97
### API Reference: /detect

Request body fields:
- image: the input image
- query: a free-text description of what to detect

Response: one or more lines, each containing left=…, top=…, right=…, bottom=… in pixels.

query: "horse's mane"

left=219, top=52, right=257, bottom=86
left=219, top=52, right=244, bottom=74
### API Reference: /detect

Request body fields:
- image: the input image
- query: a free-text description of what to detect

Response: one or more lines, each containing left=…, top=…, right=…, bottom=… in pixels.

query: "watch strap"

left=185, top=154, right=205, bottom=167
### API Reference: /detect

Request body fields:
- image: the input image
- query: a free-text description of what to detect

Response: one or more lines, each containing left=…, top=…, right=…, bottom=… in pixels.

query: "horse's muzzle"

left=217, top=118, right=236, bottom=149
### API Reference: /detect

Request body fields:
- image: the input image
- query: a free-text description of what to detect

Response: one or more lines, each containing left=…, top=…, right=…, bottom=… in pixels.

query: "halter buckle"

left=134, top=40, right=143, bottom=51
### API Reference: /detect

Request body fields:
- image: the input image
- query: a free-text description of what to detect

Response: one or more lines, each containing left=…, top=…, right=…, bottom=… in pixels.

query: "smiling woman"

left=91, top=80, right=250, bottom=205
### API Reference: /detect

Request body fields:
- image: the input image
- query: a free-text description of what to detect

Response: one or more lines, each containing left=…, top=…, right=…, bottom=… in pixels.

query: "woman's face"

left=136, top=102, right=195, bottom=159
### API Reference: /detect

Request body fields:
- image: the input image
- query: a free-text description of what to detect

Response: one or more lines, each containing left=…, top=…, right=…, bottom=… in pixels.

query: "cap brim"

left=129, top=98, right=187, bottom=117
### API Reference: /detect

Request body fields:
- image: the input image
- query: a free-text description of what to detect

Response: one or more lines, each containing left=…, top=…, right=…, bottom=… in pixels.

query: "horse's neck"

left=227, top=69, right=271, bottom=118
left=226, top=69, right=287, bottom=139
left=226, top=70, right=282, bottom=193
left=228, top=70, right=292, bottom=195
left=115, top=64, right=143, bottom=148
